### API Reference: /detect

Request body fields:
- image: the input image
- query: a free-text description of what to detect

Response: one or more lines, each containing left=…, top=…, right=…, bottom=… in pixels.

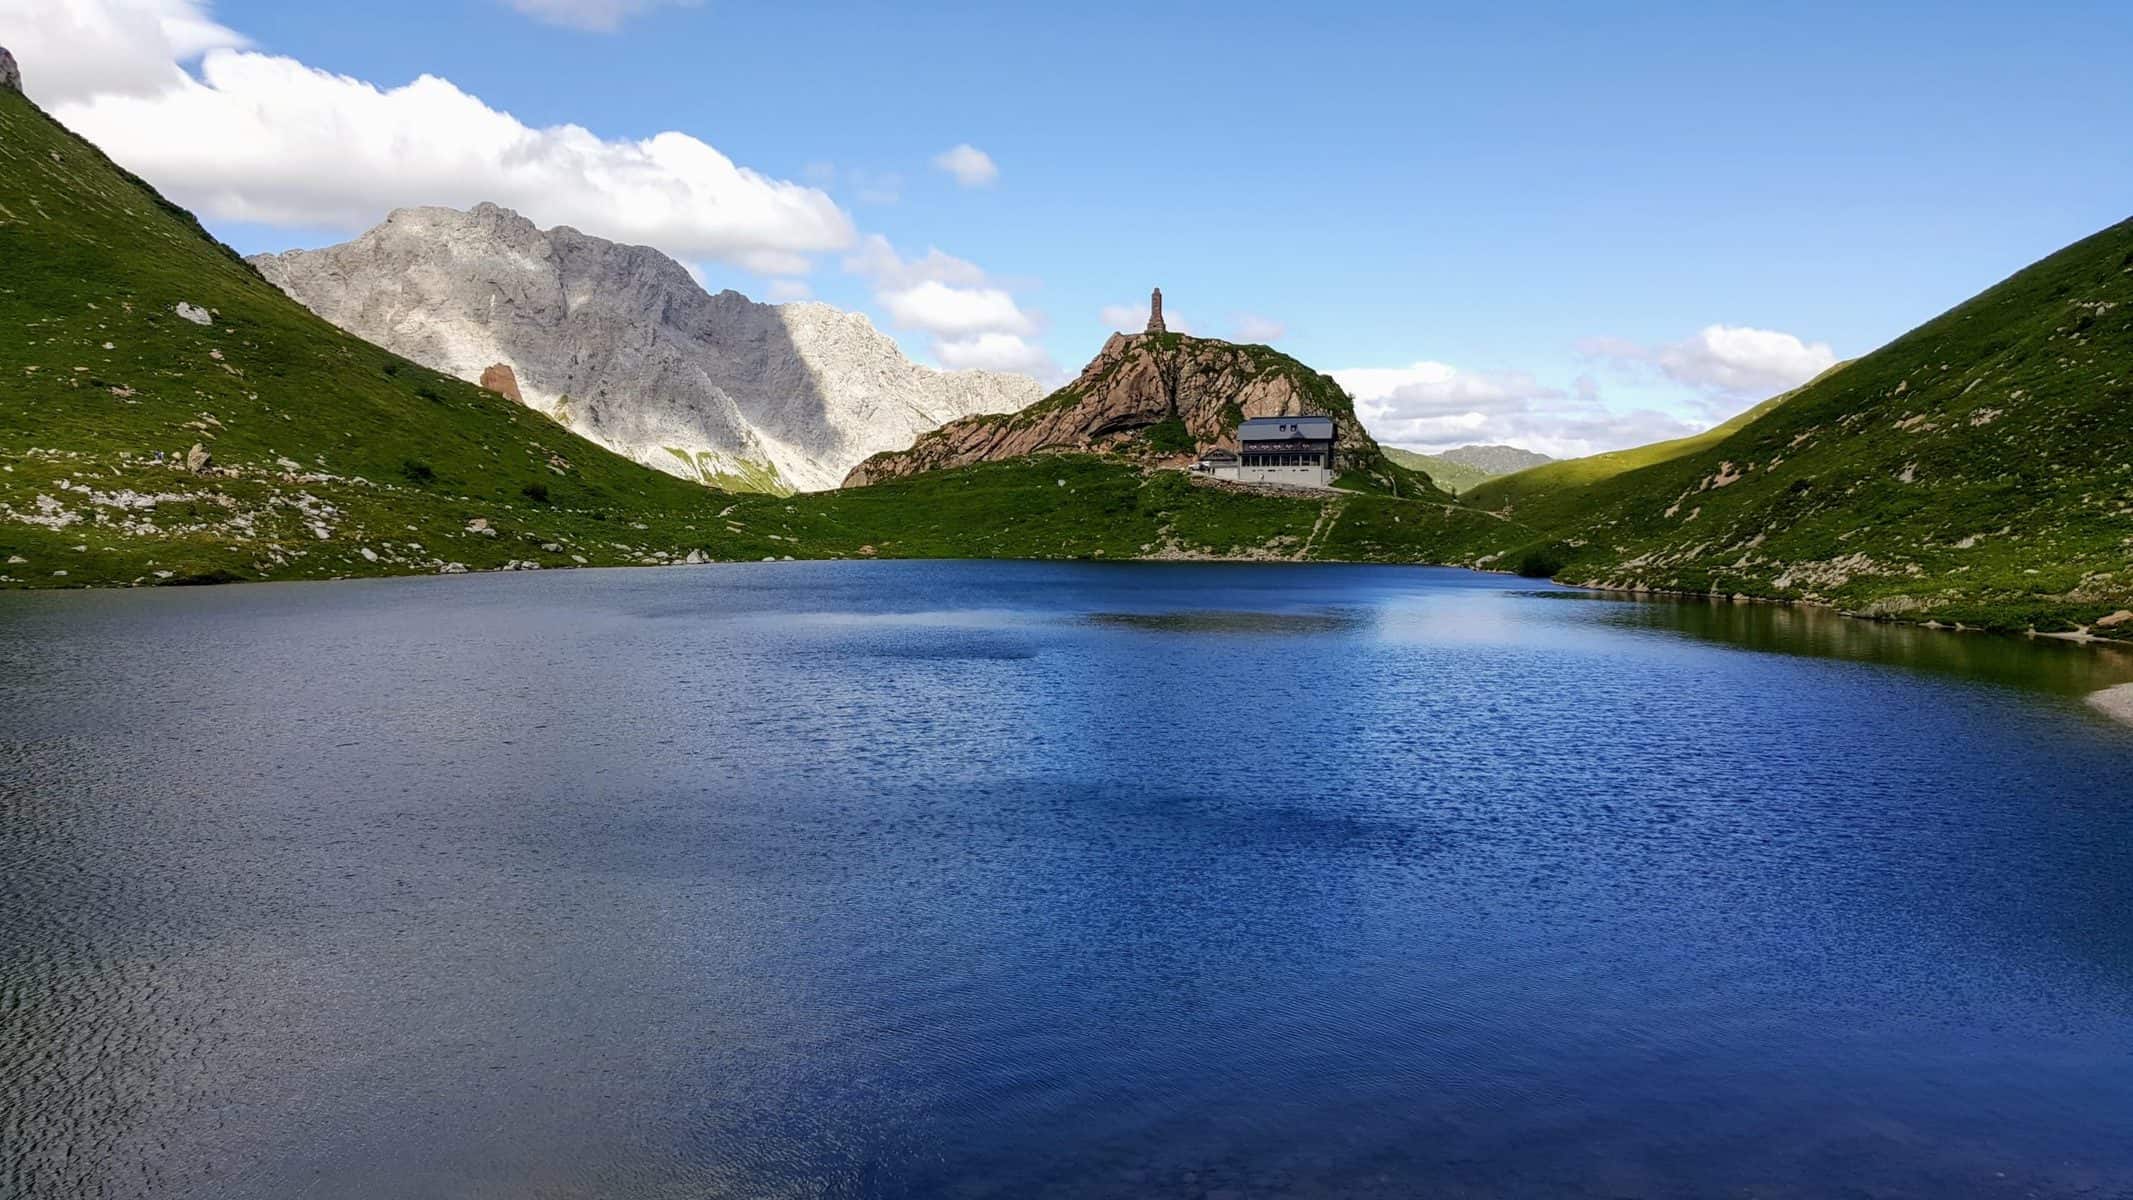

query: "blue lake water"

left=3, top=561, right=2131, bottom=1199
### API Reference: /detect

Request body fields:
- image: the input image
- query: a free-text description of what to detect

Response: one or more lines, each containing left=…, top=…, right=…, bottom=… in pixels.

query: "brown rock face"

left=480, top=363, right=523, bottom=405
left=843, top=332, right=1383, bottom=486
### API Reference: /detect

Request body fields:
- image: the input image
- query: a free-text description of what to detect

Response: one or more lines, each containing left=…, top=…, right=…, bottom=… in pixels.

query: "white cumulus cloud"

left=0, top=0, right=243, bottom=104
left=1334, top=361, right=1700, bottom=460
left=844, top=235, right=988, bottom=290
left=1580, top=325, right=1837, bottom=407
left=844, top=235, right=1053, bottom=380
left=501, top=0, right=699, bottom=32
left=931, top=143, right=998, bottom=188
left=879, top=280, right=1036, bottom=338
left=936, top=333, right=1056, bottom=376
left=11, top=0, right=854, bottom=274
left=1232, top=313, right=1286, bottom=343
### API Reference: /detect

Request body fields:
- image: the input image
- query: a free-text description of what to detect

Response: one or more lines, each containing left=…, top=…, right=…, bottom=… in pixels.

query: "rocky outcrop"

left=845, top=331, right=1392, bottom=486
left=250, top=204, right=1040, bottom=492
left=479, top=363, right=522, bottom=404
left=0, top=48, right=20, bottom=94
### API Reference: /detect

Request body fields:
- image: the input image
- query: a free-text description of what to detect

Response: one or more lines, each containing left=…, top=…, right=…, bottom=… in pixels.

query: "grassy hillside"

left=769, top=454, right=1516, bottom=563
left=0, top=82, right=1502, bottom=588
left=1467, top=220, right=2133, bottom=635
left=0, top=85, right=811, bottom=585
left=1384, top=448, right=1499, bottom=494
left=11, top=73, right=2129, bottom=642
left=1391, top=443, right=1556, bottom=493
left=1464, top=364, right=1845, bottom=512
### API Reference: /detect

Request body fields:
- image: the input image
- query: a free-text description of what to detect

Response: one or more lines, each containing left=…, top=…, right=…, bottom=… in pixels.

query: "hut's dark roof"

left=1238, top=415, right=1335, bottom=442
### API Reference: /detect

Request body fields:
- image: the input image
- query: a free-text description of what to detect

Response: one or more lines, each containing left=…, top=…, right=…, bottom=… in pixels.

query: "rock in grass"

left=480, top=363, right=522, bottom=404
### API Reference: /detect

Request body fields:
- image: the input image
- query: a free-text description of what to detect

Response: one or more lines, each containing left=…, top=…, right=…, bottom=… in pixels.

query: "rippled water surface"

left=4, top=562, right=2131, bottom=1199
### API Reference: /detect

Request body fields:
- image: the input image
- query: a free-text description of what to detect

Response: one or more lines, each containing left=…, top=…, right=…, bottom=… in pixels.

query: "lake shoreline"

left=1554, top=576, right=2133, bottom=653
left=8, top=556, right=2132, bottom=1199
left=10, top=549, right=2133, bottom=658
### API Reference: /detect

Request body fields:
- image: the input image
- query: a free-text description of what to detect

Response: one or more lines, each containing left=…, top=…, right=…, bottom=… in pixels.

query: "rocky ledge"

left=845, top=331, right=1394, bottom=487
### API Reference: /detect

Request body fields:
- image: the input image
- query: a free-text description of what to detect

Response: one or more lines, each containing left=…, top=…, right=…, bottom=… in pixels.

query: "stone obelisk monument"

left=1145, top=287, right=1166, bottom=334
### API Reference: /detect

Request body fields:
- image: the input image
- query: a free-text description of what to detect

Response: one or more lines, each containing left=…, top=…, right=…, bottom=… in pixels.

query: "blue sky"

left=12, top=0, right=2131, bottom=454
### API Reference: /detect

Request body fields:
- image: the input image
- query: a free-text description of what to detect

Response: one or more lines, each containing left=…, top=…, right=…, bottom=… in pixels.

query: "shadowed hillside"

left=0, top=81, right=789, bottom=584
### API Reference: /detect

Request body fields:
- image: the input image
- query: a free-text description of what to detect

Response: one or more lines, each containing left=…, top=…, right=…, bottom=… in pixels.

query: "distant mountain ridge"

left=1384, top=444, right=1554, bottom=493
left=1464, top=365, right=1846, bottom=511
left=1439, top=444, right=1554, bottom=474
left=251, top=205, right=1041, bottom=493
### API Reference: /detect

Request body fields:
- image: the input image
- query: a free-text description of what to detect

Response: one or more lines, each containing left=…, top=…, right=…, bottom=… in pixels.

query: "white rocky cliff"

left=250, top=204, right=1042, bottom=492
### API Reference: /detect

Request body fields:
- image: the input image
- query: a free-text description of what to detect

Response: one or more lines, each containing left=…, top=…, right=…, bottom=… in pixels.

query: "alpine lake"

left=4, top=561, right=2130, bottom=1199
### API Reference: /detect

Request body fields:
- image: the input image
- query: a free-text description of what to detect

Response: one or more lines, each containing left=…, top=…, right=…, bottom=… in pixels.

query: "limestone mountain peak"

left=250, top=204, right=1042, bottom=492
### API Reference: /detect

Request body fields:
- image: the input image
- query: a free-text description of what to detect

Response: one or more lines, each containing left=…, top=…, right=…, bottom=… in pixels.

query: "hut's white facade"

left=1194, top=416, right=1337, bottom=487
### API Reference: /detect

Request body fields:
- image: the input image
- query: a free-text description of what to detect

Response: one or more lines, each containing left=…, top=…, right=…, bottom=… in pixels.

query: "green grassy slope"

left=3, top=82, right=1491, bottom=588
left=1384, top=448, right=1494, bottom=494
left=1471, top=219, right=2133, bottom=633
left=14, top=73, right=2126, bottom=634
left=1463, top=364, right=1846, bottom=512
left=0, top=86, right=819, bottom=585
left=715, top=454, right=1508, bottom=564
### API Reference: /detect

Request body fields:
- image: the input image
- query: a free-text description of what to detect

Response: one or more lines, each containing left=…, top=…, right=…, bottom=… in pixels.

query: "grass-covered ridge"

left=0, top=82, right=1495, bottom=586
left=767, top=454, right=1517, bottom=563
left=1385, top=448, right=1488, bottom=495
left=1384, top=448, right=1528, bottom=495
left=1463, top=363, right=1846, bottom=512
left=1460, top=219, right=2133, bottom=635
left=8, top=73, right=2130, bottom=646
left=0, top=85, right=811, bottom=585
